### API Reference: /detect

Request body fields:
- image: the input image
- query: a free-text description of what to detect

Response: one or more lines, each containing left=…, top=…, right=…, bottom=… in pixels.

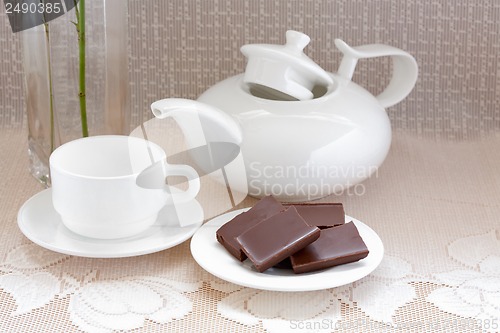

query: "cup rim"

left=49, top=135, right=166, bottom=181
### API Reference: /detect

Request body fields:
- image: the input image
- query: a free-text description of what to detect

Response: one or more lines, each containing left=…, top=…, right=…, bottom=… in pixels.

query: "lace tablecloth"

left=0, top=127, right=499, bottom=332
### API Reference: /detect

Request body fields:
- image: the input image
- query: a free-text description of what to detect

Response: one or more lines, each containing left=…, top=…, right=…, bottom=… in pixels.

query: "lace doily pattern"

left=1, top=244, right=497, bottom=332
left=1, top=130, right=499, bottom=332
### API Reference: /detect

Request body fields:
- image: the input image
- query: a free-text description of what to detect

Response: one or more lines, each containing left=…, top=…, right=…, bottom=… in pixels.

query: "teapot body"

left=152, top=34, right=417, bottom=201
left=198, top=73, right=391, bottom=201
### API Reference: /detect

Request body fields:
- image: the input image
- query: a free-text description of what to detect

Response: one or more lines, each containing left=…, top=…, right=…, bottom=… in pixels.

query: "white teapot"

left=151, top=31, right=418, bottom=201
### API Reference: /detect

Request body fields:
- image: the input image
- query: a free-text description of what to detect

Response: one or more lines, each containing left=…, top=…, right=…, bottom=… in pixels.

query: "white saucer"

left=18, top=189, right=203, bottom=258
left=190, top=208, right=384, bottom=292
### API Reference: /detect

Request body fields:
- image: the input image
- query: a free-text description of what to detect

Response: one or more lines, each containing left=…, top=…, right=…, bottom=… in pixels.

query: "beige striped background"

left=1, top=0, right=499, bottom=140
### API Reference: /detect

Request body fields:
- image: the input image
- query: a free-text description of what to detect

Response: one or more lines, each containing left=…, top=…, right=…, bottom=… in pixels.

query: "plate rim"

left=17, top=188, right=203, bottom=258
left=190, top=207, right=384, bottom=292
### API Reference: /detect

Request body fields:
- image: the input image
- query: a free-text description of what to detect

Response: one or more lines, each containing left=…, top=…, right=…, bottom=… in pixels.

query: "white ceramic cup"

left=49, top=135, right=200, bottom=239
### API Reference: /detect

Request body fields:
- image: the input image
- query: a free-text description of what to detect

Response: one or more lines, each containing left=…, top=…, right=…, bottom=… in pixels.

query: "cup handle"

left=136, top=160, right=200, bottom=202
left=163, top=163, right=201, bottom=203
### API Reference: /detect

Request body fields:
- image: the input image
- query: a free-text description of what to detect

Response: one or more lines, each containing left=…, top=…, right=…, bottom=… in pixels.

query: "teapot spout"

left=151, top=98, right=243, bottom=147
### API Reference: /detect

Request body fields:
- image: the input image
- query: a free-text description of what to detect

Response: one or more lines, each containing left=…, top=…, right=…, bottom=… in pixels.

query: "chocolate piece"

left=216, top=196, right=284, bottom=261
left=273, top=257, right=292, bottom=269
left=285, top=203, right=345, bottom=228
left=290, top=222, right=369, bottom=274
left=236, top=206, right=320, bottom=272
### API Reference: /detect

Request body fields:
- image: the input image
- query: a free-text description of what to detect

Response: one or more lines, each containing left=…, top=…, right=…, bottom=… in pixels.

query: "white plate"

left=18, top=189, right=203, bottom=258
left=190, top=208, right=384, bottom=292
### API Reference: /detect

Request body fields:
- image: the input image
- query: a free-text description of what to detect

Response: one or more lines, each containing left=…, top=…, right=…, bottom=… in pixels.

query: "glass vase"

left=21, top=0, right=130, bottom=186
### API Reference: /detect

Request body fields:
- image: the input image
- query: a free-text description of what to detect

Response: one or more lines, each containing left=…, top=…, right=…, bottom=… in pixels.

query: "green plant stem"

left=75, top=0, right=88, bottom=137
left=43, top=22, right=56, bottom=152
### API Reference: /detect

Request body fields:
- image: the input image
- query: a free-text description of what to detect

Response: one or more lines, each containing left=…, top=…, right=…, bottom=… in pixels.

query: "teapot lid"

left=240, top=30, right=333, bottom=100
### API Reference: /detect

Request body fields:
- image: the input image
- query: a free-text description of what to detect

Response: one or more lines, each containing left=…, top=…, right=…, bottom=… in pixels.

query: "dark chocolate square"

left=290, top=222, right=369, bottom=274
left=236, top=206, right=320, bottom=272
left=285, top=203, right=345, bottom=228
left=216, top=196, right=284, bottom=261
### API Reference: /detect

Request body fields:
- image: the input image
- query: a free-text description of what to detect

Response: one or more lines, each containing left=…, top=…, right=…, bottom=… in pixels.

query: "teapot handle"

left=335, top=39, right=418, bottom=108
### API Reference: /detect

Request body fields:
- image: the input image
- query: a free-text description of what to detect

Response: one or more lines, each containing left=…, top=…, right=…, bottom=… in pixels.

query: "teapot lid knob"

left=240, top=30, right=333, bottom=101
left=285, top=30, right=310, bottom=53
